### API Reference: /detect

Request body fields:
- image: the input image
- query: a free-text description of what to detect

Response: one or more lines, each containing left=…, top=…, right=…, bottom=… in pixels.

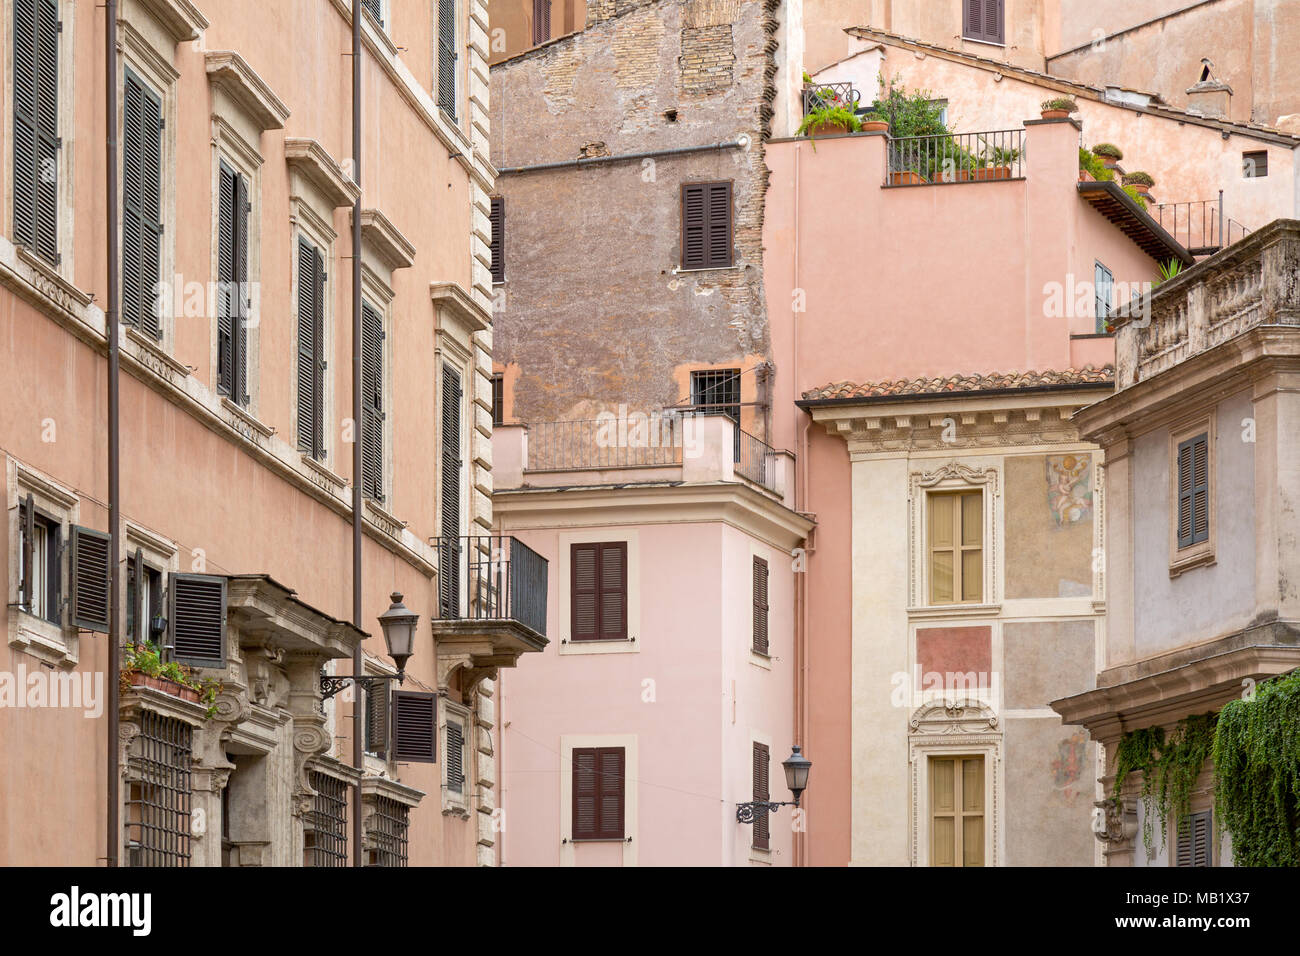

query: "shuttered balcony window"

left=570, top=541, right=628, bottom=642
left=217, top=161, right=250, bottom=404
left=439, top=363, right=464, bottom=618
left=963, top=0, right=1004, bottom=44
left=360, top=300, right=386, bottom=503
left=752, top=556, right=769, bottom=655
left=572, top=746, right=625, bottom=841
left=681, top=181, right=733, bottom=270
left=122, top=69, right=164, bottom=339
left=752, top=742, right=770, bottom=849
left=489, top=196, right=505, bottom=283
left=12, top=0, right=60, bottom=266
left=1177, top=433, right=1210, bottom=549
left=296, top=237, right=326, bottom=461
left=436, top=0, right=458, bottom=120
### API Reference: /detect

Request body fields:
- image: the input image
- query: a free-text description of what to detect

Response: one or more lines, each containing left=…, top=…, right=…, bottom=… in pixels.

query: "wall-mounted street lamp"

left=735, top=745, right=812, bottom=823
left=320, top=592, right=419, bottom=699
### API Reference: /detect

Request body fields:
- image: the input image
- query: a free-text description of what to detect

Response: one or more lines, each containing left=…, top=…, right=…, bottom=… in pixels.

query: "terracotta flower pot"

left=861, top=120, right=889, bottom=133
left=809, top=122, right=848, bottom=138
left=974, top=166, right=1012, bottom=181
left=1079, top=169, right=1094, bottom=182
left=1131, top=183, right=1151, bottom=195
left=128, top=670, right=201, bottom=703
left=889, top=170, right=926, bottom=185
left=1041, top=108, right=1069, bottom=119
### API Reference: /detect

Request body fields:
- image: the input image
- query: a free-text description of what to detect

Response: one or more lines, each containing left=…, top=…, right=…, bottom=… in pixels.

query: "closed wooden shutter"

left=681, top=182, right=732, bottom=270
left=930, top=755, right=985, bottom=866
left=533, top=0, right=551, bottom=44
left=439, top=364, right=463, bottom=618
left=491, top=373, right=504, bottom=426
left=446, top=720, right=464, bottom=793
left=18, top=494, right=35, bottom=612
left=752, top=556, right=769, bottom=654
left=296, top=237, right=325, bottom=459
left=964, top=0, right=1004, bottom=43
left=167, top=573, right=226, bottom=668
left=69, top=525, right=110, bottom=632
left=489, top=196, right=505, bottom=283
left=1176, top=810, right=1212, bottom=867
left=572, top=746, right=624, bottom=840
left=360, top=0, right=383, bottom=26
left=392, top=690, right=437, bottom=763
left=122, top=70, right=164, bottom=339
left=360, top=301, right=385, bottom=502
left=216, top=161, right=249, bottom=404
left=365, top=685, right=389, bottom=756
left=753, top=742, right=770, bottom=849
left=13, top=0, right=60, bottom=265
left=570, top=542, right=627, bottom=642
left=437, top=0, right=457, bottom=119
left=1177, top=434, right=1210, bottom=547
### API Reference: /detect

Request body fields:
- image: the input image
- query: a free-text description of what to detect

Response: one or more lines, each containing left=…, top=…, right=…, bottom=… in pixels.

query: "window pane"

left=961, top=493, right=981, bottom=546
left=961, top=549, right=982, bottom=602
left=929, top=495, right=954, bottom=547
left=931, top=551, right=954, bottom=604
left=963, top=816, right=984, bottom=866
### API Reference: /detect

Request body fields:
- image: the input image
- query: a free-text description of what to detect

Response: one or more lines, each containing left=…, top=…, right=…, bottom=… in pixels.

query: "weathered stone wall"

left=490, top=0, right=780, bottom=429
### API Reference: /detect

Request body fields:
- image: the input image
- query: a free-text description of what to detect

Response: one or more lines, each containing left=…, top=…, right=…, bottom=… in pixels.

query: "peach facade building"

left=0, top=0, right=541, bottom=867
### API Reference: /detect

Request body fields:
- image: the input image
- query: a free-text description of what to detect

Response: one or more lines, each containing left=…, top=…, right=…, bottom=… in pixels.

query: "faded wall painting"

left=1004, top=454, right=1094, bottom=599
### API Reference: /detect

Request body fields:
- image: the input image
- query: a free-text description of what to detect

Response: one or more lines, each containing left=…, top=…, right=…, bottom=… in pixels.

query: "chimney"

left=1186, top=59, right=1232, bottom=119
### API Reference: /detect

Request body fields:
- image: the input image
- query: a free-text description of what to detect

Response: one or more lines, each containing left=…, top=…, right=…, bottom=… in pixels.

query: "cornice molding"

left=284, top=138, right=361, bottom=209
left=357, top=208, right=416, bottom=272
left=205, top=51, right=290, bottom=131
left=129, top=0, right=209, bottom=43
left=430, top=281, right=491, bottom=333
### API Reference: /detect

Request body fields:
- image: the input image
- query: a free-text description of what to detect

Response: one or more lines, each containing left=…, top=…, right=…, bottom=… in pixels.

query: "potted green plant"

left=1091, top=142, right=1123, bottom=169
left=797, top=96, right=862, bottom=149
left=1122, top=170, right=1155, bottom=196
left=1041, top=96, right=1078, bottom=119
left=860, top=111, right=889, bottom=133
left=121, top=641, right=222, bottom=715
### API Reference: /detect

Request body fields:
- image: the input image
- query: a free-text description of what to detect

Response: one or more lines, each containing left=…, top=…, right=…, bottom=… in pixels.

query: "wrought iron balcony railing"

left=884, top=129, right=1025, bottom=186
left=433, top=535, right=548, bottom=638
left=527, top=416, right=686, bottom=471
left=1152, top=194, right=1252, bottom=256
left=801, top=81, right=860, bottom=115
left=736, top=428, right=777, bottom=491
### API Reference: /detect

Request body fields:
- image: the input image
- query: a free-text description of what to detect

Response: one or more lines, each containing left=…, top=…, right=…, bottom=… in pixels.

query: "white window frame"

left=6, top=458, right=79, bottom=667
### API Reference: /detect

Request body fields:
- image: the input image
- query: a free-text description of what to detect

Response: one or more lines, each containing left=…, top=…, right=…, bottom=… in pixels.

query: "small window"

left=681, top=181, right=733, bottom=269
left=752, top=742, right=770, bottom=850
left=752, top=557, right=769, bottom=655
left=126, top=550, right=164, bottom=645
left=572, top=746, right=624, bottom=841
left=690, top=367, right=741, bottom=462
left=1176, top=433, right=1210, bottom=548
left=1243, top=150, right=1268, bottom=178
left=1094, top=261, right=1113, bottom=333
left=963, top=0, right=1004, bottom=44
left=17, top=496, right=61, bottom=626
left=491, top=372, right=504, bottom=426
left=489, top=196, right=505, bottom=283
left=570, top=542, right=628, bottom=641
left=928, top=491, right=983, bottom=605
left=532, top=0, right=551, bottom=45
left=1175, top=810, right=1212, bottom=867
left=930, top=755, right=985, bottom=866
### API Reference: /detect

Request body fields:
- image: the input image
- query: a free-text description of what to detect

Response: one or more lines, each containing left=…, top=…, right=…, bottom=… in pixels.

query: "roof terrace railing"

left=884, top=129, right=1025, bottom=187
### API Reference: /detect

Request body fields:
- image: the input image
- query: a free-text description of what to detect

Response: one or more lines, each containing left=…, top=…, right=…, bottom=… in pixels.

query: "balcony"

left=884, top=129, right=1025, bottom=187
left=1152, top=196, right=1253, bottom=257
left=430, top=535, right=548, bottom=685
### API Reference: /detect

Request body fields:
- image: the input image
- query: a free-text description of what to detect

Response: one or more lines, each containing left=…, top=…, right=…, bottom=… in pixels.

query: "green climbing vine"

left=1112, top=714, right=1217, bottom=855
left=1212, top=668, right=1300, bottom=866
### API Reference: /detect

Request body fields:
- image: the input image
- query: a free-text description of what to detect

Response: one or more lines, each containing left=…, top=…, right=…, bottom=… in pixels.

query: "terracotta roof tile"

left=802, top=366, right=1115, bottom=402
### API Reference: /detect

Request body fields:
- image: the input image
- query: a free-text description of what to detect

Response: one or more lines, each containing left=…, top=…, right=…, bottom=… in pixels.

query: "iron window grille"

left=304, top=771, right=349, bottom=867
left=367, top=796, right=409, bottom=867
left=690, top=368, right=742, bottom=461
left=124, top=710, right=193, bottom=867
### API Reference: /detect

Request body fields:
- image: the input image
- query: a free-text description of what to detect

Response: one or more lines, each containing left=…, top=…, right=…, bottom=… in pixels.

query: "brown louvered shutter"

left=122, top=70, right=163, bottom=339
left=127, top=547, right=143, bottom=642
left=489, top=197, right=505, bottom=283
left=233, top=170, right=250, bottom=404
left=167, top=573, right=226, bottom=667
left=296, top=238, right=325, bottom=459
left=572, top=747, right=599, bottom=840
left=13, top=0, right=60, bottom=265
left=217, top=162, right=236, bottom=397
left=965, top=0, right=1004, bottom=43
left=752, top=556, right=769, bottom=655
left=437, top=0, right=457, bottom=119
left=491, top=373, right=504, bottom=426
left=1176, top=811, right=1211, bottom=866
left=753, top=742, right=770, bottom=849
left=446, top=720, right=465, bottom=793
left=533, top=0, right=551, bottom=44
left=361, top=301, right=385, bottom=503
left=19, top=494, right=35, bottom=612
left=571, top=542, right=626, bottom=642
left=681, top=182, right=732, bottom=270
left=365, top=685, right=389, bottom=756
left=439, top=364, right=463, bottom=618
left=570, top=543, right=599, bottom=641
left=599, top=542, right=627, bottom=640
left=598, top=747, right=625, bottom=839
left=392, top=690, right=437, bottom=762
left=70, top=525, right=110, bottom=633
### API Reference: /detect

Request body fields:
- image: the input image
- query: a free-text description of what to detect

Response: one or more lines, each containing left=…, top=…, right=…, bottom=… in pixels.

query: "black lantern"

left=377, top=591, right=418, bottom=681
left=782, top=745, right=812, bottom=807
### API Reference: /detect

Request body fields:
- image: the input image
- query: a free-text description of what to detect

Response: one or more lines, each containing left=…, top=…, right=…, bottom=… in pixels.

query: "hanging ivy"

left=1213, top=669, right=1300, bottom=866
left=1112, top=714, right=1217, bottom=855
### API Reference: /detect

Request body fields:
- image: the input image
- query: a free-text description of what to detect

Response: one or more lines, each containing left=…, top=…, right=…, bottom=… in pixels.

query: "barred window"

left=367, top=796, right=409, bottom=867
left=304, top=771, right=349, bottom=867
left=125, top=711, right=192, bottom=867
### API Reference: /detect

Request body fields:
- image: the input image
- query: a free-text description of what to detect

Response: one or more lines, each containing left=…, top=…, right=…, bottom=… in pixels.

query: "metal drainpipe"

left=351, top=1, right=364, bottom=868
left=106, top=0, right=121, bottom=869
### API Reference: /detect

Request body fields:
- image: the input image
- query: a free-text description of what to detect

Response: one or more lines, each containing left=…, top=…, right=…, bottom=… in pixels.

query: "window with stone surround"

left=929, top=754, right=985, bottom=866
left=927, top=491, right=984, bottom=605
left=1169, top=416, right=1215, bottom=576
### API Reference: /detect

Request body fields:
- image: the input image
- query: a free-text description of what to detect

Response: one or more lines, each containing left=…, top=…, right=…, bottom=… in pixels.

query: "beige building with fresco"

left=0, top=0, right=547, bottom=866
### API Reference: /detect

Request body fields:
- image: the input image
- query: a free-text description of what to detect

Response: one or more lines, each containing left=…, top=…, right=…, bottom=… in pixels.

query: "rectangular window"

left=367, top=796, right=409, bottom=866
left=752, top=556, right=769, bottom=655
left=439, top=363, right=463, bottom=618
left=1094, top=261, right=1113, bottom=333
left=570, top=542, right=628, bottom=641
left=930, top=755, right=984, bottom=866
left=690, top=367, right=741, bottom=462
left=17, top=494, right=60, bottom=625
left=446, top=719, right=465, bottom=794
left=122, top=69, right=164, bottom=339
left=752, top=742, right=770, bottom=850
left=572, top=746, right=625, bottom=841
left=681, top=181, right=732, bottom=269
left=360, top=300, right=385, bottom=503
left=963, top=0, right=1004, bottom=44
left=217, top=160, right=250, bottom=404
left=533, top=0, right=551, bottom=45
left=1243, top=150, right=1268, bottom=178
left=12, top=0, right=60, bottom=265
left=436, top=0, right=457, bottom=120
left=125, top=711, right=193, bottom=867
left=928, top=491, right=983, bottom=605
left=296, top=236, right=326, bottom=460
left=304, top=771, right=348, bottom=867
left=489, top=196, right=505, bottom=283
left=126, top=549, right=163, bottom=645
left=491, top=372, right=504, bottom=426
left=1175, top=810, right=1212, bottom=867
left=1176, top=433, right=1210, bottom=548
